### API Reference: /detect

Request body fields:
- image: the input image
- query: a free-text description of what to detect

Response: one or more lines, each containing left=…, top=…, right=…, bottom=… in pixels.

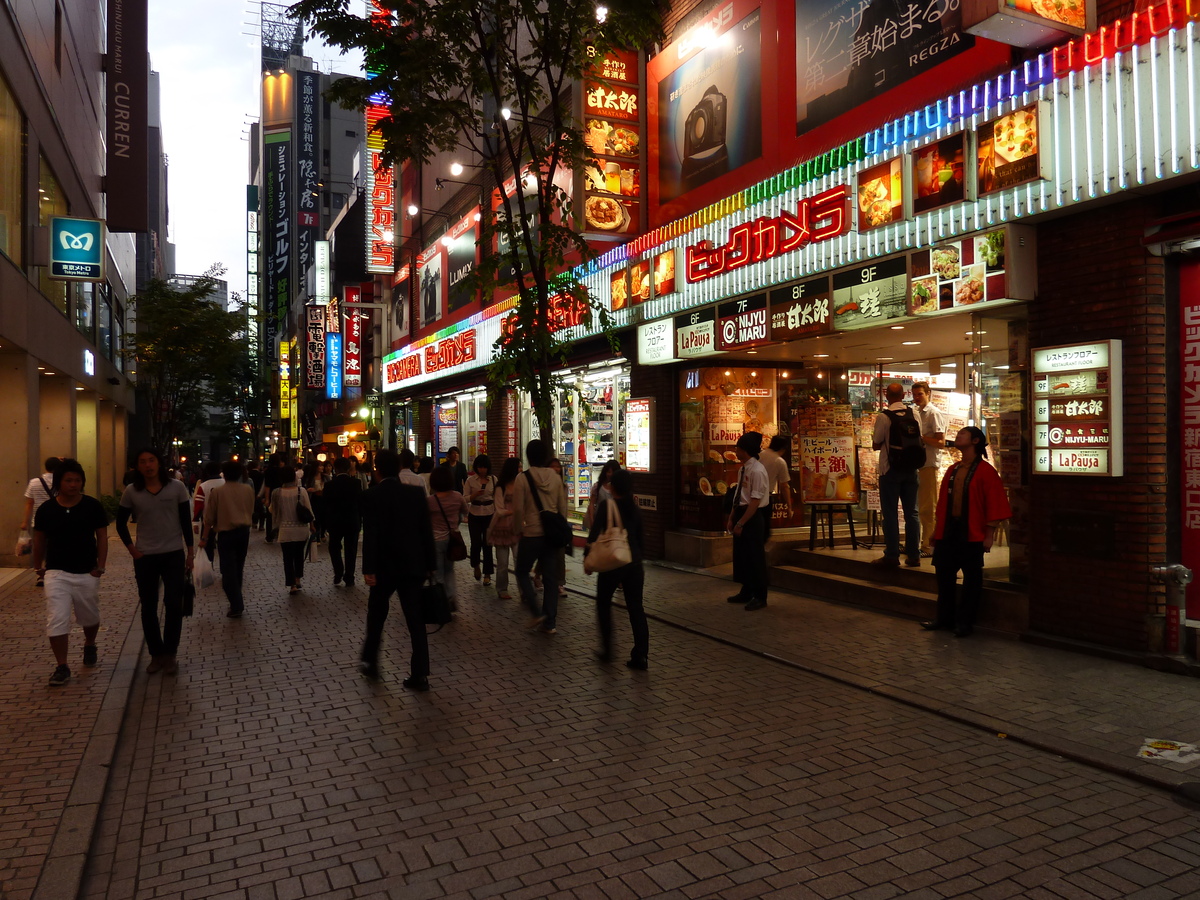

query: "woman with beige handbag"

left=584, top=471, right=648, bottom=669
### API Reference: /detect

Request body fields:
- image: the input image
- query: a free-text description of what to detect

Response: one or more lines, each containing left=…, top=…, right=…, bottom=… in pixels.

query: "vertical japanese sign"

left=1031, top=341, right=1123, bottom=476
left=305, top=306, right=325, bottom=390
left=296, top=70, right=320, bottom=287
left=583, top=46, right=642, bottom=235
left=326, top=332, right=343, bottom=400
left=364, top=2, right=395, bottom=275
left=246, top=186, right=261, bottom=361
left=264, top=131, right=292, bottom=373
left=344, top=310, right=362, bottom=387
left=106, top=0, right=149, bottom=232
left=314, top=240, right=331, bottom=303
left=795, top=0, right=973, bottom=135
left=1180, top=261, right=1200, bottom=619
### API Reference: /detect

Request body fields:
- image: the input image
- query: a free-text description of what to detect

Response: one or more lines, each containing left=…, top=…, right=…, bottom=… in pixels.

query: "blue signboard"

left=326, top=332, right=342, bottom=400
left=50, top=216, right=105, bottom=281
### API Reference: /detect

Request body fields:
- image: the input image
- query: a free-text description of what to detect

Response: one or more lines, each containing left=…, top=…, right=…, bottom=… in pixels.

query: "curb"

left=30, top=604, right=143, bottom=900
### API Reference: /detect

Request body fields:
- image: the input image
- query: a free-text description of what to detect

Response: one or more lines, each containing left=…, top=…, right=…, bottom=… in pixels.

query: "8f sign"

left=49, top=217, right=105, bottom=281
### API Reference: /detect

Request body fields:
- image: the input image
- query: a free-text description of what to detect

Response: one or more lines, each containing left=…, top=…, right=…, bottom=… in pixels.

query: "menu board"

left=625, top=398, right=654, bottom=473
left=912, top=132, right=969, bottom=215
left=977, top=102, right=1048, bottom=195
left=583, top=48, right=642, bottom=236
left=769, top=275, right=832, bottom=341
left=1031, top=340, right=1123, bottom=476
left=832, top=255, right=908, bottom=330
left=788, top=405, right=859, bottom=506
left=910, top=230, right=1007, bottom=313
left=856, top=157, right=904, bottom=231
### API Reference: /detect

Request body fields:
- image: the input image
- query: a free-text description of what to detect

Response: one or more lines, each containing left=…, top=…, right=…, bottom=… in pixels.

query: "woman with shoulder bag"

left=585, top=470, right=649, bottom=669
left=428, top=465, right=468, bottom=612
left=269, top=467, right=314, bottom=595
left=464, top=455, right=497, bottom=586
left=486, top=458, right=522, bottom=599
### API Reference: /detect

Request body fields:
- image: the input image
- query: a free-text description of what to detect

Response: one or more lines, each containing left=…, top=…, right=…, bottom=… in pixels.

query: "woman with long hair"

left=487, top=457, right=522, bottom=600
left=584, top=460, right=622, bottom=530
left=428, top=464, right=467, bottom=611
left=269, top=467, right=314, bottom=595
left=586, top=470, right=649, bottom=669
left=464, top=454, right=496, bottom=586
left=116, top=448, right=195, bottom=675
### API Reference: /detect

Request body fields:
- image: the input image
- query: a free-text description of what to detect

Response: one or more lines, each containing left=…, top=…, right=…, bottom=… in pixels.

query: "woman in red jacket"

left=921, top=427, right=1012, bottom=638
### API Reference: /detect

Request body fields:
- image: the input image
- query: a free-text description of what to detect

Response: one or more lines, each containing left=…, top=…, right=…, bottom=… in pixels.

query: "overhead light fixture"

left=75, top=386, right=85, bottom=391
left=750, top=371, right=757, bottom=377
left=449, top=162, right=464, bottom=176
left=747, top=349, right=757, bottom=354
left=596, top=4, right=608, bottom=23
left=901, top=341, right=921, bottom=346
left=876, top=357, right=893, bottom=361
left=500, top=107, right=512, bottom=120
left=407, top=203, right=419, bottom=216
left=473, top=212, right=481, bottom=222
left=724, top=370, right=731, bottom=376
left=383, top=229, right=394, bottom=242
left=440, top=234, right=453, bottom=247
left=890, top=325, right=905, bottom=330
left=781, top=371, right=789, bottom=379
left=812, top=353, right=829, bottom=358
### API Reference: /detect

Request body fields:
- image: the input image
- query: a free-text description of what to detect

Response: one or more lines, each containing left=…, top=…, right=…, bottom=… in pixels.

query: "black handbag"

left=419, top=578, right=453, bottom=631
left=525, top=471, right=572, bottom=550
left=182, top=571, right=195, bottom=617
left=434, top=495, right=468, bottom=561
left=296, top=502, right=314, bottom=524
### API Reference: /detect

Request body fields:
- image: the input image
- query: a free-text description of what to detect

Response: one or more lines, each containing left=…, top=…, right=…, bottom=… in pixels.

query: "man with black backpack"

left=871, top=382, right=923, bottom=568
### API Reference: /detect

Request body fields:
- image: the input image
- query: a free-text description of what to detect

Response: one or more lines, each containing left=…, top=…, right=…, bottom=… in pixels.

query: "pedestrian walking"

left=487, top=458, right=521, bottom=600
left=20, top=457, right=60, bottom=586
left=261, top=452, right=288, bottom=542
left=360, top=448, right=436, bottom=688
left=584, top=460, right=621, bottom=530
left=541, top=457, right=569, bottom=599
left=192, top=461, right=223, bottom=564
left=303, top=462, right=327, bottom=541
left=428, top=465, right=467, bottom=612
left=117, top=448, right=194, bottom=676
left=323, top=456, right=363, bottom=587
left=200, top=460, right=255, bottom=618
left=464, top=455, right=496, bottom=586
left=512, top=439, right=569, bottom=634
left=726, top=432, right=770, bottom=611
left=445, top=446, right=468, bottom=493
left=921, top=427, right=1013, bottom=638
left=246, top=460, right=267, bottom=530
left=31, top=459, right=108, bottom=686
left=586, top=470, right=649, bottom=670
left=398, top=448, right=428, bottom=494
left=268, top=467, right=314, bottom=595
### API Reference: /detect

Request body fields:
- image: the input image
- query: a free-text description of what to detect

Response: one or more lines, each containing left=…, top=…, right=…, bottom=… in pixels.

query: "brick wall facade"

left=1027, top=197, right=1169, bottom=650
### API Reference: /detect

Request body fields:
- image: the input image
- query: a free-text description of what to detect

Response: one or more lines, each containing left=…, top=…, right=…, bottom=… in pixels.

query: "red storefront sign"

left=499, top=293, right=589, bottom=342
left=685, top=185, right=850, bottom=283
left=1180, top=259, right=1200, bottom=619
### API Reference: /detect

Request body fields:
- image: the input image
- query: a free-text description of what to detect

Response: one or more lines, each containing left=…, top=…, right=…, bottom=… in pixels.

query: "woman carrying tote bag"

left=584, top=470, right=649, bottom=670
left=486, top=457, right=522, bottom=600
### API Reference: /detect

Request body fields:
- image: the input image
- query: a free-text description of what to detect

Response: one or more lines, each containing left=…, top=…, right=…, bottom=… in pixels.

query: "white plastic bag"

left=193, top=549, right=216, bottom=589
left=307, top=537, right=320, bottom=562
left=15, top=529, right=32, bottom=556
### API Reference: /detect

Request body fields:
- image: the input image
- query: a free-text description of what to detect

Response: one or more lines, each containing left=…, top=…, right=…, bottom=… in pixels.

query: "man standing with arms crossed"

left=911, top=381, right=947, bottom=559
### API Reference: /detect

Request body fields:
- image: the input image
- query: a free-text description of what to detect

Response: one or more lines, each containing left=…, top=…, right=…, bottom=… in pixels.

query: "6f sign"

left=49, top=217, right=105, bottom=281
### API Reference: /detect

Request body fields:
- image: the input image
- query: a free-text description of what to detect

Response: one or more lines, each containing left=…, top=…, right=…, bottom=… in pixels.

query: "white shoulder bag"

left=584, top=499, right=633, bottom=574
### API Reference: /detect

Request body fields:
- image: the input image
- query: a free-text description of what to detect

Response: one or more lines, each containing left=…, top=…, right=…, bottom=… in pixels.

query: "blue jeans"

left=878, top=468, right=920, bottom=560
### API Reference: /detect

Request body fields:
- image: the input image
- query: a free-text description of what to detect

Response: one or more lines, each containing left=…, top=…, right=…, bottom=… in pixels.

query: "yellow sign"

left=280, top=378, right=291, bottom=418
left=290, top=387, right=299, bottom=439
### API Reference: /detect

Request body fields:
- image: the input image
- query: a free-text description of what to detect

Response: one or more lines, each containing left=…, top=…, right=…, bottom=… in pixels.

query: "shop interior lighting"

left=75, top=386, right=84, bottom=391
left=439, top=400, right=457, bottom=409
left=781, top=371, right=789, bottom=378
left=877, top=357, right=894, bottom=361
left=724, top=370, right=732, bottom=376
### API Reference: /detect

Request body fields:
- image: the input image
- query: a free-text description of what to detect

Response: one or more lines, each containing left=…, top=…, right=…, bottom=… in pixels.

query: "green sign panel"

left=49, top=216, right=105, bottom=281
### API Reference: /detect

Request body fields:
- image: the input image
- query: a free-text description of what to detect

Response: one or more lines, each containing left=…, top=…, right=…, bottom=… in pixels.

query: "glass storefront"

left=0, top=72, right=23, bottom=265
left=38, top=154, right=67, bottom=314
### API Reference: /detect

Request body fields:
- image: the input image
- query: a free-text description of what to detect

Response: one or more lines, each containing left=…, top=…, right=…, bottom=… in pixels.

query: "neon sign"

left=1051, top=0, right=1191, bottom=76
left=685, top=186, right=850, bottom=283
left=499, top=294, right=590, bottom=341
left=364, top=1, right=395, bottom=275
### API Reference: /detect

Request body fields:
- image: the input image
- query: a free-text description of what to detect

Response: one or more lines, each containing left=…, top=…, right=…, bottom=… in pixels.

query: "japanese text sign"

left=1032, top=340, right=1123, bottom=476
left=305, top=305, right=325, bottom=391
left=769, top=275, right=832, bottom=340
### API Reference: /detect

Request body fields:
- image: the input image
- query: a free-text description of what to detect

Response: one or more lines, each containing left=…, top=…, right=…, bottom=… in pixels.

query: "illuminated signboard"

left=611, top=268, right=629, bottom=311
left=685, top=185, right=850, bottom=283
left=314, top=240, right=331, bottom=303
left=364, top=1, right=394, bottom=275
left=653, top=249, right=676, bottom=296
left=911, top=132, right=970, bottom=215
left=769, top=274, right=832, bottom=341
left=832, top=256, right=908, bottom=330
left=638, top=319, right=675, bottom=365
left=326, top=332, right=343, bottom=400
left=305, top=305, right=325, bottom=390
left=49, top=216, right=105, bottom=281
left=977, top=102, right=1049, bottom=195
left=1032, top=340, right=1123, bottom=476
left=855, top=158, right=904, bottom=232
left=675, top=306, right=720, bottom=358
left=717, top=293, right=768, bottom=351
left=625, top=398, right=654, bottom=473
left=344, top=311, right=362, bottom=388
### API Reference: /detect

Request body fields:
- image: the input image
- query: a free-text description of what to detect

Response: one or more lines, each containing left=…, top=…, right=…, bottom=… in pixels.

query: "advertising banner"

left=910, top=229, right=1009, bottom=313
left=912, top=132, right=969, bottom=215
left=653, top=249, right=677, bottom=297
left=795, top=0, right=974, bottom=135
left=583, top=47, right=643, bottom=237
left=656, top=4, right=762, bottom=203
left=390, top=267, right=411, bottom=338
left=1181, top=262, right=1200, bottom=619
left=832, top=255, right=908, bottom=330
left=769, top=275, right=832, bottom=341
left=326, top=332, right=343, bottom=400
left=445, top=211, right=480, bottom=314
left=611, top=268, right=630, bottom=311
left=264, top=131, right=292, bottom=366
left=344, top=310, right=362, bottom=387
left=799, top=433, right=859, bottom=504
left=419, top=245, right=443, bottom=328
left=977, top=102, right=1048, bottom=194
left=296, top=70, right=320, bottom=286
left=304, top=306, right=325, bottom=390
left=856, top=157, right=904, bottom=231
left=106, top=0, right=149, bottom=232
left=625, top=398, right=655, bottom=473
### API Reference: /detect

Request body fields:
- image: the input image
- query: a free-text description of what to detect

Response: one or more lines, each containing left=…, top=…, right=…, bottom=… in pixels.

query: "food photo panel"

left=911, top=132, right=971, bottom=215
left=856, top=157, right=905, bottom=231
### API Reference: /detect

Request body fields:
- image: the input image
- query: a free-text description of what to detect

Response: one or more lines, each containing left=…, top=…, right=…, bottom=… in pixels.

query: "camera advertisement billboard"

left=419, top=245, right=443, bottom=329
left=795, top=0, right=974, bottom=135
left=655, top=5, right=762, bottom=204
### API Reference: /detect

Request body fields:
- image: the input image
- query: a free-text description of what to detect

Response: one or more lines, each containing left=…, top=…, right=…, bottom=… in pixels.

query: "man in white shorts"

left=31, top=458, right=109, bottom=686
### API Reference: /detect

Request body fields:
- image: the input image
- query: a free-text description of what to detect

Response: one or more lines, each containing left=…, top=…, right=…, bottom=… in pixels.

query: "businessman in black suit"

left=323, top=456, right=363, bottom=587
left=360, top=448, right=437, bottom=689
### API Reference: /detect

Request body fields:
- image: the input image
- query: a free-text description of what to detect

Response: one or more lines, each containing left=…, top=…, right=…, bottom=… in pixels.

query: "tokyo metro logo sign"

left=49, top=217, right=105, bottom=281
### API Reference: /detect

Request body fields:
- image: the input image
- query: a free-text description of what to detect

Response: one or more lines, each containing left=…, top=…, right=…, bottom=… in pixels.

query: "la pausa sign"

left=386, top=330, right=478, bottom=385
left=686, top=186, right=850, bottom=283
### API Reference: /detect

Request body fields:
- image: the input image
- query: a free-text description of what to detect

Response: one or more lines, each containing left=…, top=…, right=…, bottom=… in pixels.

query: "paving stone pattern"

left=74, top=534, right=1200, bottom=899
left=0, top=535, right=138, bottom=900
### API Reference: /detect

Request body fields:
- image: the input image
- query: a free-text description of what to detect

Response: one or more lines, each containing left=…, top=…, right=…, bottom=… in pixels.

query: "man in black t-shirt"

left=32, top=458, right=109, bottom=687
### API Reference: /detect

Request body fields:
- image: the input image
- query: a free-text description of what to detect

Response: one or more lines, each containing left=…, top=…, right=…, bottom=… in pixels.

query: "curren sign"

left=685, top=186, right=850, bottom=284
left=106, top=0, right=149, bottom=232
left=717, top=294, right=768, bottom=351
left=675, top=306, right=719, bottom=358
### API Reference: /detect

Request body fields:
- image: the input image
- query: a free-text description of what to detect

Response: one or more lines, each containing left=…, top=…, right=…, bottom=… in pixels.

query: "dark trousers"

left=362, top=577, right=427, bottom=676
left=596, top=562, right=649, bottom=662
left=731, top=506, right=769, bottom=600
left=327, top=526, right=359, bottom=582
left=933, top=534, right=986, bottom=629
left=467, top=514, right=494, bottom=574
left=516, top=535, right=558, bottom=626
left=281, top=540, right=306, bottom=586
left=133, top=549, right=186, bottom=657
left=216, top=527, right=250, bottom=612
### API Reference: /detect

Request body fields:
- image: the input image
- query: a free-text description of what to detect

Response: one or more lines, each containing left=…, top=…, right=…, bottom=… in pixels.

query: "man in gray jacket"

left=511, top=439, right=569, bottom=634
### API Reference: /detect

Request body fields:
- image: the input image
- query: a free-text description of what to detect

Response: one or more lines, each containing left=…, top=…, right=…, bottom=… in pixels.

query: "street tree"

left=289, top=0, right=667, bottom=435
left=124, top=269, right=252, bottom=457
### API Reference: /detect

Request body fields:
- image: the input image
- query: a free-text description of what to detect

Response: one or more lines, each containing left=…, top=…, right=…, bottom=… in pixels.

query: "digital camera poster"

left=419, top=247, right=443, bottom=329
left=796, top=0, right=973, bottom=135
left=656, top=6, right=762, bottom=204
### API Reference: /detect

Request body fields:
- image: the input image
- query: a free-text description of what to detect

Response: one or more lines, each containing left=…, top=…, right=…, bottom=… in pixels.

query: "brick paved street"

left=50, top=533, right=1200, bottom=899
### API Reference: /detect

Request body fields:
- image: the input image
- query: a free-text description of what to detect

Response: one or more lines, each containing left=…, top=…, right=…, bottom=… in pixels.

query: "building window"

left=76, top=280, right=95, bottom=339
left=112, top=300, right=124, bottom=371
left=0, top=72, right=23, bottom=265
left=97, top=283, right=112, bottom=360
left=38, top=154, right=68, bottom=314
